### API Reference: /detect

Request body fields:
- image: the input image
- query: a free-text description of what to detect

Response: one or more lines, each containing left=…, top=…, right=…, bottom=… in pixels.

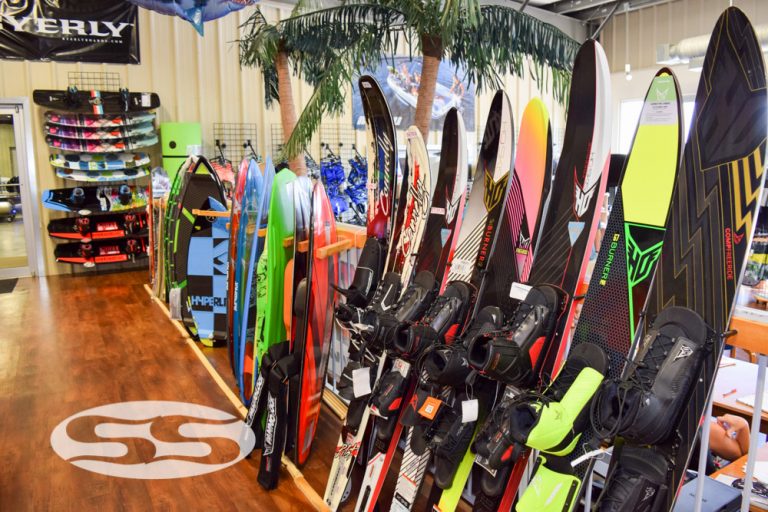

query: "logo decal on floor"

left=50, top=400, right=255, bottom=479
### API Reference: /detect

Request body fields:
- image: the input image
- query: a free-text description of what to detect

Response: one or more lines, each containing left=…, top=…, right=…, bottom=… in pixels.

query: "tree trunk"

left=275, top=49, right=306, bottom=175
left=414, top=34, right=443, bottom=141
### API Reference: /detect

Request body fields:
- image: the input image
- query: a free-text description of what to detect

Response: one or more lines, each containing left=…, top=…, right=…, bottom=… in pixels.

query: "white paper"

left=509, top=282, right=532, bottom=301
left=737, top=394, right=768, bottom=413
left=462, top=399, right=479, bottom=423
left=141, top=93, right=151, bottom=107
left=352, top=367, right=372, bottom=398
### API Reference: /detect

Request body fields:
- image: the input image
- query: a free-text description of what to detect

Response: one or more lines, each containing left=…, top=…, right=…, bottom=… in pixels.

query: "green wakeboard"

left=254, top=168, right=297, bottom=375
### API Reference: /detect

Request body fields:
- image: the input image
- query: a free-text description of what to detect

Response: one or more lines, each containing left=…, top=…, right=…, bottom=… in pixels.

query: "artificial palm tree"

left=239, top=4, right=403, bottom=174
left=241, top=1, right=579, bottom=169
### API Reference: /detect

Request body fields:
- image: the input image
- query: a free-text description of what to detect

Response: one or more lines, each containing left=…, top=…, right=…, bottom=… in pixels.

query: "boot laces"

left=422, top=294, right=454, bottom=326
left=504, top=302, right=535, bottom=333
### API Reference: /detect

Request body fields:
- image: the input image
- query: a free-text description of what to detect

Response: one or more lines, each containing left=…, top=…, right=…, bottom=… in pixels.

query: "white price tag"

left=141, top=93, right=151, bottom=107
left=393, top=358, right=411, bottom=377
left=509, top=282, right=532, bottom=301
left=352, top=367, right=372, bottom=398
left=461, top=399, right=479, bottom=423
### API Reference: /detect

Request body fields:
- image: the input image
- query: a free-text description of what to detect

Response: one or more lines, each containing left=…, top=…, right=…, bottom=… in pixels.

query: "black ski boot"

left=394, top=280, right=472, bottom=358
left=335, top=332, right=379, bottom=401
left=595, top=445, right=669, bottom=512
left=592, top=306, right=709, bottom=445
left=374, top=270, right=437, bottom=350
left=477, top=343, right=608, bottom=464
left=468, top=285, right=563, bottom=387
left=420, top=306, right=504, bottom=387
left=333, top=237, right=384, bottom=328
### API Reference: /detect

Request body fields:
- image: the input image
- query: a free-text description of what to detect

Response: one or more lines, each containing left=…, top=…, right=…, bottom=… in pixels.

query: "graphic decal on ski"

left=591, top=8, right=766, bottom=511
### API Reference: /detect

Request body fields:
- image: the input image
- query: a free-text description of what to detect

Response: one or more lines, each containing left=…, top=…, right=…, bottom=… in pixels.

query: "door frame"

left=0, top=98, right=43, bottom=278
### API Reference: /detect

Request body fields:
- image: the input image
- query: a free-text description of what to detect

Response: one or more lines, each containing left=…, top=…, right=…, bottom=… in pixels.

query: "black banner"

left=0, top=1, right=140, bottom=64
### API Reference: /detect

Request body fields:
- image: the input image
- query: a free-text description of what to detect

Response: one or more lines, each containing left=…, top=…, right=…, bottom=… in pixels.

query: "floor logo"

left=50, top=401, right=255, bottom=479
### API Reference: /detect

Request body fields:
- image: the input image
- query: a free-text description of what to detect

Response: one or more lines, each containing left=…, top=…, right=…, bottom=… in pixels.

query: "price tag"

left=141, top=93, right=151, bottom=107
left=352, top=367, right=371, bottom=398
left=461, top=399, right=479, bottom=423
left=509, top=282, right=532, bottom=301
left=418, top=396, right=442, bottom=420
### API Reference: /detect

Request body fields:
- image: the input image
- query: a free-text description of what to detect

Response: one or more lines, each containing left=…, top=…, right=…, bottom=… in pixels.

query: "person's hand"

left=717, top=414, right=749, bottom=438
left=716, top=414, right=751, bottom=456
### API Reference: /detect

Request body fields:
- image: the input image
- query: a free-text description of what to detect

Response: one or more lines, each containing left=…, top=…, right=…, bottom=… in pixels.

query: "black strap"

left=245, top=343, right=288, bottom=446
left=257, top=343, right=300, bottom=490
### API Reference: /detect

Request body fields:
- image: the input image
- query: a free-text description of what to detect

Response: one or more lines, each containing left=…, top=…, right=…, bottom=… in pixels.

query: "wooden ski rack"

left=191, top=208, right=230, bottom=218
left=281, top=236, right=352, bottom=259
left=143, top=284, right=329, bottom=511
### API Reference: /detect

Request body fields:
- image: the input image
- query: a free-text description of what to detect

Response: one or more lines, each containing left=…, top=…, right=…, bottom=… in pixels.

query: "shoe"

left=335, top=333, right=380, bottom=401
left=516, top=455, right=580, bottom=512
left=431, top=391, right=476, bottom=489
left=333, top=237, right=384, bottom=310
left=472, top=401, right=522, bottom=470
left=336, top=271, right=402, bottom=335
left=468, top=285, right=563, bottom=387
left=592, top=306, right=708, bottom=445
left=508, top=342, right=608, bottom=455
left=596, top=445, right=669, bottom=512
left=421, top=306, right=504, bottom=386
left=370, top=358, right=412, bottom=420
left=375, top=270, right=437, bottom=351
left=394, top=280, right=472, bottom=358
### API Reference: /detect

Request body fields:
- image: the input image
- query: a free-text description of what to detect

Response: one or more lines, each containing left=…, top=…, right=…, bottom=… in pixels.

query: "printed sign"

left=0, top=1, right=140, bottom=64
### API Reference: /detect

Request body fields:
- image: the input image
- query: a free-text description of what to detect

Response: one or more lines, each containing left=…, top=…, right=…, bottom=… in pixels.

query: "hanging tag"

left=461, top=399, right=479, bottom=423
left=509, top=282, right=532, bottom=301
left=418, top=396, right=442, bottom=420
left=141, top=93, right=151, bottom=107
left=352, top=367, right=372, bottom=398
left=169, top=287, right=182, bottom=320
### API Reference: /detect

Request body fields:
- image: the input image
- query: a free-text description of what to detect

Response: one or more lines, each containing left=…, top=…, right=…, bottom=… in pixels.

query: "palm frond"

left=238, top=8, right=281, bottom=105
left=451, top=5, right=579, bottom=101
left=279, top=3, right=404, bottom=62
left=280, top=51, right=355, bottom=161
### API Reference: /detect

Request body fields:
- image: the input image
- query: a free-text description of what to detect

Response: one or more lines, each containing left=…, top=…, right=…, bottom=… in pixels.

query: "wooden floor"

left=0, top=270, right=456, bottom=511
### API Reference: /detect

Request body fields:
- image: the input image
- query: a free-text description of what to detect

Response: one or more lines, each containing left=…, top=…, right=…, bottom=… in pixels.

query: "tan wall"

left=602, top=0, right=768, bottom=73
left=0, top=5, right=569, bottom=275
left=0, top=124, right=14, bottom=179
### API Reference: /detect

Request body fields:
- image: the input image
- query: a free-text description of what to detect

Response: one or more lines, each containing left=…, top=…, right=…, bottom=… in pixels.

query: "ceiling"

left=522, top=0, right=677, bottom=22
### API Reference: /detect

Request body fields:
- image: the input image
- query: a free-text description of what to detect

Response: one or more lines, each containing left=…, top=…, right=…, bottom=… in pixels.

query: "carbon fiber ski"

left=509, top=67, right=682, bottom=512
left=593, top=9, right=767, bottom=511
left=362, top=76, right=398, bottom=242
left=468, top=40, right=613, bottom=512
left=397, top=90, right=515, bottom=512
left=323, top=78, right=402, bottom=511
left=384, top=109, right=468, bottom=512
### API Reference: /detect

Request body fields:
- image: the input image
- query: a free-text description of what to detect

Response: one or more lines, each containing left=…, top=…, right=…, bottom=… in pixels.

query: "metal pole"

left=742, top=354, right=767, bottom=512
left=591, top=1, right=622, bottom=39
left=584, top=464, right=595, bottom=511
left=694, top=395, right=714, bottom=512
left=519, top=0, right=530, bottom=12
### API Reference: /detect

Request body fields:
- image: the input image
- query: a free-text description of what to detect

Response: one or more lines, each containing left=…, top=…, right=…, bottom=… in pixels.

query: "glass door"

left=0, top=102, right=41, bottom=278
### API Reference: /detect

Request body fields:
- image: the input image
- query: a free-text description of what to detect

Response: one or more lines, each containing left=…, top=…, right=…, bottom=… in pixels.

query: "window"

left=618, top=98, right=695, bottom=154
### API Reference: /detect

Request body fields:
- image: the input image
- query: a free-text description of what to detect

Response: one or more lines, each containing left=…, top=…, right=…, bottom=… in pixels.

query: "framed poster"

left=352, top=57, right=476, bottom=131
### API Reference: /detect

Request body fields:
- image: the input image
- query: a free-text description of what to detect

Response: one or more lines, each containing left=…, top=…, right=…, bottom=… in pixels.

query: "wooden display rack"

left=147, top=214, right=364, bottom=508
